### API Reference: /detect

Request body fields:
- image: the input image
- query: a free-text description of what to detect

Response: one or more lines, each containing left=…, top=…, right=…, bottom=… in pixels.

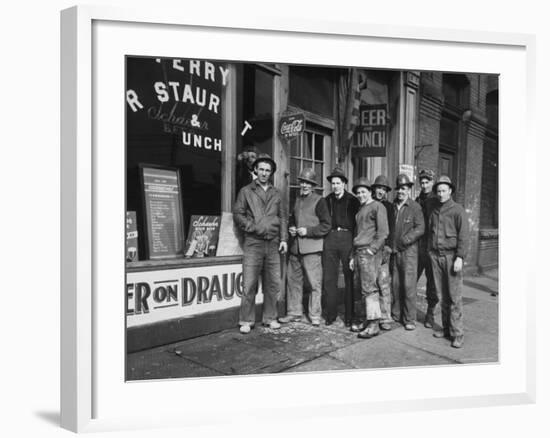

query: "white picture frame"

left=61, top=5, right=536, bottom=433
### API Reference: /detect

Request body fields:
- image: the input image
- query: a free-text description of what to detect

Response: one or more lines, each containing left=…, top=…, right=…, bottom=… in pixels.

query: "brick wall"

left=417, top=72, right=497, bottom=272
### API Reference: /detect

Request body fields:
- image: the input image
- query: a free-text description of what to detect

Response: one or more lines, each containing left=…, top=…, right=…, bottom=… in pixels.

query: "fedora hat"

left=371, top=175, right=392, bottom=192
left=327, top=167, right=348, bottom=184
left=395, top=173, right=414, bottom=189
left=297, top=168, right=318, bottom=186
left=252, top=153, right=277, bottom=173
left=352, top=177, right=372, bottom=194
left=434, top=175, right=455, bottom=191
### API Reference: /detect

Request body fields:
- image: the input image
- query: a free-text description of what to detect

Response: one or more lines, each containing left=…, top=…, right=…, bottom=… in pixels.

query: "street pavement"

left=127, top=269, right=498, bottom=380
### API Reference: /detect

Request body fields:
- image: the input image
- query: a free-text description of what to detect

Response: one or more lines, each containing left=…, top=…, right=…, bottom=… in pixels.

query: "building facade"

left=125, top=57, right=498, bottom=351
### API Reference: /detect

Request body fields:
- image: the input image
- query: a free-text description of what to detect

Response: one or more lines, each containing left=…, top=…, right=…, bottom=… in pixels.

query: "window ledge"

left=127, top=255, right=243, bottom=272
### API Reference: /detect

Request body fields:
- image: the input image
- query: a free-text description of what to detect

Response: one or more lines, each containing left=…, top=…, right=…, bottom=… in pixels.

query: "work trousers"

left=355, top=248, right=382, bottom=321
left=391, top=247, right=419, bottom=325
left=429, top=252, right=464, bottom=338
left=418, top=247, right=437, bottom=314
left=286, top=253, right=323, bottom=322
left=239, top=238, right=281, bottom=325
left=376, top=259, right=393, bottom=323
left=323, top=230, right=354, bottom=323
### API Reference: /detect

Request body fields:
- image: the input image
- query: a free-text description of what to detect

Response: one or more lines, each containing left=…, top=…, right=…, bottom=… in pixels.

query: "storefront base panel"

left=127, top=304, right=262, bottom=353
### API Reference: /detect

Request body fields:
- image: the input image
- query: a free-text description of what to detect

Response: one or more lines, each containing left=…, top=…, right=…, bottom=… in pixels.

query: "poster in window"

left=140, top=165, right=185, bottom=259
left=183, top=215, right=221, bottom=258
left=126, top=211, right=139, bottom=262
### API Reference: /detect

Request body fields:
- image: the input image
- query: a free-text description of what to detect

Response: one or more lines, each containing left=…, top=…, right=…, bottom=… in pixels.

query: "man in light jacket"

left=233, top=154, right=288, bottom=334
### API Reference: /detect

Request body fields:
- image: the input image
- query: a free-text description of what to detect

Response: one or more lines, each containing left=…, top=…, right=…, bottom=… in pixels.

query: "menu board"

left=140, top=165, right=185, bottom=259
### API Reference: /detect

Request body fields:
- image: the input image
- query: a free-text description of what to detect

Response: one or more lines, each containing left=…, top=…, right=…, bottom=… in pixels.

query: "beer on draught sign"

left=351, top=104, right=388, bottom=157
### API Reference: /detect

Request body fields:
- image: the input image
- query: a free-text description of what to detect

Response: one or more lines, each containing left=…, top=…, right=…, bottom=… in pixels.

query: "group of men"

left=233, top=153, right=468, bottom=348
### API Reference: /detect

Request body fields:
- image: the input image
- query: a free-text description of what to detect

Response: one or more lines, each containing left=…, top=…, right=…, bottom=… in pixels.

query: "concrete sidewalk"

left=127, top=269, right=499, bottom=380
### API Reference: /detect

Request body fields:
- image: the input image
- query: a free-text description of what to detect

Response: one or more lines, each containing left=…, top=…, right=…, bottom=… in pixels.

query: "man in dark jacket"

left=390, top=174, right=425, bottom=330
left=233, top=154, right=288, bottom=334
left=428, top=176, right=468, bottom=348
left=322, top=167, right=360, bottom=327
left=415, top=168, right=439, bottom=328
left=279, top=168, right=331, bottom=326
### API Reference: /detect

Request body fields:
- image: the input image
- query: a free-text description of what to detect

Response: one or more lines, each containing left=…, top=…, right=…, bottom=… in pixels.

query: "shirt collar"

left=253, top=179, right=272, bottom=190
left=394, top=197, right=411, bottom=207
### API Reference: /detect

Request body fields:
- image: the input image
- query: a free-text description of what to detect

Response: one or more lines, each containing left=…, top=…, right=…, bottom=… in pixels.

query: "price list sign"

left=141, top=166, right=185, bottom=259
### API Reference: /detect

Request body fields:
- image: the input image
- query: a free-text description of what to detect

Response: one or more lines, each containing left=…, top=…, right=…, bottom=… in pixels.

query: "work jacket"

left=289, top=192, right=331, bottom=255
left=233, top=180, right=288, bottom=242
left=415, top=191, right=438, bottom=251
left=427, top=198, right=468, bottom=259
left=390, top=198, right=425, bottom=253
left=376, top=198, right=395, bottom=248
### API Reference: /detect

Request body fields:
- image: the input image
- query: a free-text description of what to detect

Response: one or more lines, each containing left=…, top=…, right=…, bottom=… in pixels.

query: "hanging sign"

left=351, top=104, right=388, bottom=157
left=278, top=113, right=305, bottom=139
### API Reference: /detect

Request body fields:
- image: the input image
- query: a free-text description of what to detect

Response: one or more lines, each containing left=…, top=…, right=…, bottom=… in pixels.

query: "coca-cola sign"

left=278, top=113, right=305, bottom=139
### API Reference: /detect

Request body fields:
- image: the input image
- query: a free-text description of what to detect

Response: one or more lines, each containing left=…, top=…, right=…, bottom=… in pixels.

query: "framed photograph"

left=61, top=5, right=535, bottom=433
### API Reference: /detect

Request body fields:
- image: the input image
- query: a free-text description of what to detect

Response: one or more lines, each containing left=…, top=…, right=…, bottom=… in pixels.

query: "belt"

left=331, top=227, right=350, bottom=232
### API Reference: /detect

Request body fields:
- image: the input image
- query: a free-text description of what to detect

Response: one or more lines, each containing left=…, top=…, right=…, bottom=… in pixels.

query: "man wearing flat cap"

left=389, top=174, right=425, bottom=330
left=323, top=167, right=360, bottom=326
left=233, top=153, right=288, bottom=334
left=427, top=176, right=468, bottom=348
left=279, top=168, right=331, bottom=326
left=415, top=169, right=439, bottom=328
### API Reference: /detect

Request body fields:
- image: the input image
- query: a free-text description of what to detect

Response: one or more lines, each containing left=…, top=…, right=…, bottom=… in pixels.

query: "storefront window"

left=236, top=64, right=276, bottom=192
left=289, top=129, right=327, bottom=207
left=126, top=56, right=227, bottom=261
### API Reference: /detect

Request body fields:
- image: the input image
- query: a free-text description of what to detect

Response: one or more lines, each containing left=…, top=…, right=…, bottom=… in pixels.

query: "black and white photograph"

left=125, top=56, right=499, bottom=380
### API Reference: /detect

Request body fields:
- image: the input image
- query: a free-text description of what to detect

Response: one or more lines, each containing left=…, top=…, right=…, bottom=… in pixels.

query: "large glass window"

left=289, top=129, right=328, bottom=207
left=236, top=64, right=276, bottom=193
left=126, top=56, right=225, bottom=261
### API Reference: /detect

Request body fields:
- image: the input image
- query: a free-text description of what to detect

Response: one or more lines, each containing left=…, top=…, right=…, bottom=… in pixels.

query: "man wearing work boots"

left=349, top=177, right=389, bottom=339
left=389, top=174, right=425, bottom=331
left=415, top=169, right=439, bottom=329
left=365, top=175, right=395, bottom=332
left=323, top=167, right=360, bottom=327
left=233, top=154, right=288, bottom=334
left=279, top=168, right=331, bottom=326
left=428, top=176, right=468, bottom=348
